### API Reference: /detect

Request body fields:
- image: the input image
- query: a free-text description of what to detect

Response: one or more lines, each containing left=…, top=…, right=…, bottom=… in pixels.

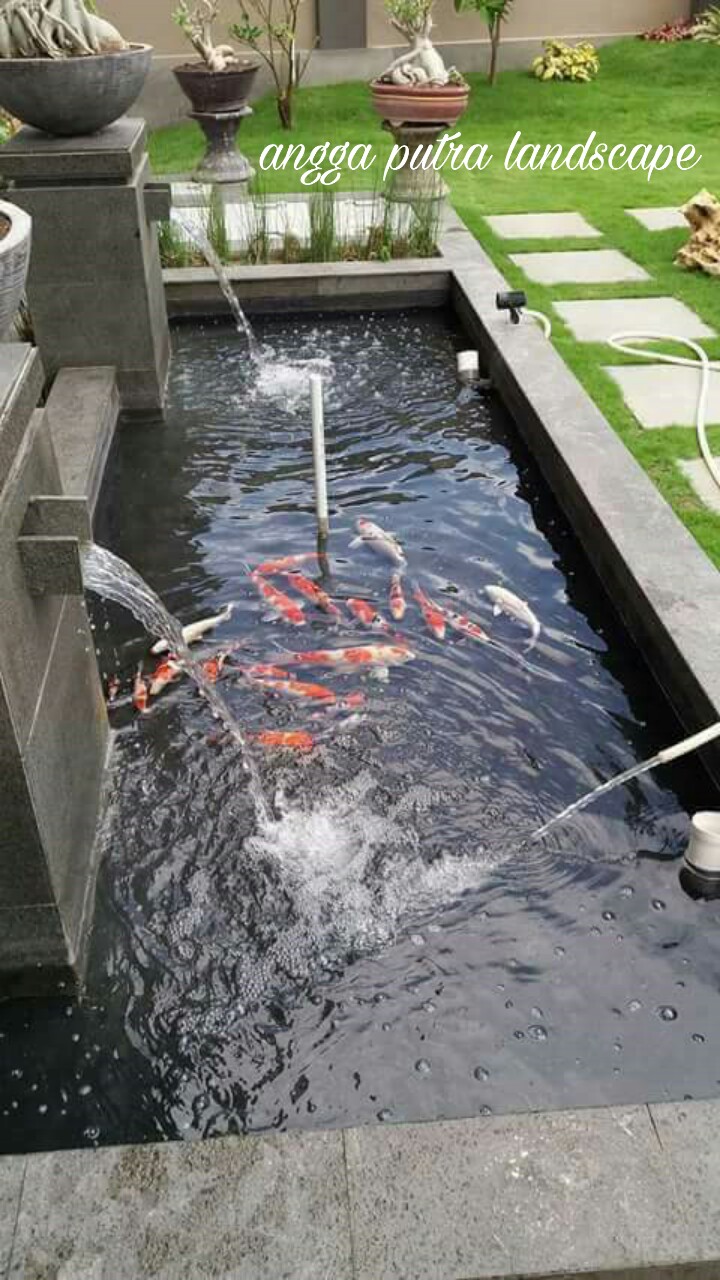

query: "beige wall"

left=104, top=0, right=317, bottom=57
left=367, top=0, right=692, bottom=46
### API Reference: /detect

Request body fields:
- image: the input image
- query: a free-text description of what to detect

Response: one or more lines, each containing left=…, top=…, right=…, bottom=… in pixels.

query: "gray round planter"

left=0, top=200, right=31, bottom=339
left=0, top=44, right=152, bottom=137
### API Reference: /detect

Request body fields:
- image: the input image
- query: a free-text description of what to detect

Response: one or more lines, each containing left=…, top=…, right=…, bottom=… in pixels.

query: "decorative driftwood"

left=0, top=0, right=127, bottom=58
left=676, top=189, right=720, bottom=279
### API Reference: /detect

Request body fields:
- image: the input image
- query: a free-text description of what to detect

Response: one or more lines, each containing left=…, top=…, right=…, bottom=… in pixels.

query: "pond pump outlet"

left=681, top=812, right=720, bottom=900
left=497, top=291, right=528, bottom=325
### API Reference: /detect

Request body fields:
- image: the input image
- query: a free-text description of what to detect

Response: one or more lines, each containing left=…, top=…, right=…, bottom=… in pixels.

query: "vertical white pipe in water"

left=310, top=374, right=330, bottom=542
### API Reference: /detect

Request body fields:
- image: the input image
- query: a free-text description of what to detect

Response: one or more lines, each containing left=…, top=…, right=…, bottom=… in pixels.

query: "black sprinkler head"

left=496, top=291, right=528, bottom=326
left=680, top=861, right=720, bottom=902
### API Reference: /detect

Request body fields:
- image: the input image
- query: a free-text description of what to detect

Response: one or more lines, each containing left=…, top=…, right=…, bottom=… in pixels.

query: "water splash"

left=81, top=543, right=271, bottom=825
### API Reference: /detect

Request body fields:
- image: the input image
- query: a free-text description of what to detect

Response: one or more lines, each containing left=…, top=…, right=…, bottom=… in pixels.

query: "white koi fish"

left=151, top=603, right=234, bottom=655
left=350, top=518, right=406, bottom=568
left=485, top=586, right=541, bottom=649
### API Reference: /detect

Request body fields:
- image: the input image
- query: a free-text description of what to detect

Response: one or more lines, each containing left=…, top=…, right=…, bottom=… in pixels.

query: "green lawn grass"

left=150, top=38, right=720, bottom=569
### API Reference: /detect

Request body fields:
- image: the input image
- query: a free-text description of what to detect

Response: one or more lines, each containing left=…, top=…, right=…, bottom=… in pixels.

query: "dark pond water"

left=1, top=309, right=719, bottom=1156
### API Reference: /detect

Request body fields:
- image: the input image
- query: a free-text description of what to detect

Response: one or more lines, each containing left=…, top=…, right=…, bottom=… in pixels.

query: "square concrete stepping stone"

left=510, top=249, right=649, bottom=285
left=604, top=364, right=720, bottom=429
left=555, top=297, right=715, bottom=344
left=627, top=206, right=686, bottom=231
left=485, top=211, right=601, bottom=240
left=678, top=457, right=720, bottom=514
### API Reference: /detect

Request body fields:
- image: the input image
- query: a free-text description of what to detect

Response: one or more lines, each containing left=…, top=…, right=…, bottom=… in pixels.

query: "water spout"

left=81, top=543, right=271, bottom=825
left=532, top=721, right=720, bottom=842
left=175, top=213, right=260, bottom=363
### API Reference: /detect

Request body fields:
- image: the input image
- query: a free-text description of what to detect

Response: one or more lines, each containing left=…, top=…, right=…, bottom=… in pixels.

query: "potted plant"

left=173, top=1, right=260, bottom=116
left=0, top=198, right=31, bottom=339
left=370, top=0, right=469, bottom=127
left=0, top=1, right=152, bottom=137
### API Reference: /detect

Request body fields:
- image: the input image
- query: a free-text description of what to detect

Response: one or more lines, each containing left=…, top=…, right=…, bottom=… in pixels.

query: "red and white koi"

left=445, top=608, right=490, bottom=644
left=252, top=675, right=366, bottom=712
left=241, top=662, right=291, bottom=682
left=149, top=657, right=183, bottom=698
left=284, top=571, right=344, bottom=621
left=347, top=598, right=391, bottom=632
left=275, top=643, right=415, bottom=674
left=256, top=552, right=319, bottom=576
left=201, top=649, right=233, bottom=684
left=151, top=603, right=234, bottom=656
left=413, top=584, right=448, bottom=641
left=132, top=665, right=149, bottom=714
left=250, top=730, right=316, bottom=753
left=389, top=572, right=407, bottom=622
left=250, top=570, right=306, bottom=627
left=350, top=517, right=406, bottom=568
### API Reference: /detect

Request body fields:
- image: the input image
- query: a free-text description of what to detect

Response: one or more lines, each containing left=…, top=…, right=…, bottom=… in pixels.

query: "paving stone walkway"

left=488, top=203, right=719, bottom=518
left=3, top=1100, right=720, bottom=1279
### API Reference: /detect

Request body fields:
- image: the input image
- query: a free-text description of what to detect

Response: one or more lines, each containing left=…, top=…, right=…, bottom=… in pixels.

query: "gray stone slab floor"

left=626, top=206, right=686, bottom=231
left=555, top=296, right=716, bottom=344
left=679, top=456, right=720, bottom=514
left=604, top=364, right=720, bottom=429
left=4, top=1101, right=720, bottom=1279
left=484, top=211, right=601, bottom=240
left=510, top=249, right=650, bottom=285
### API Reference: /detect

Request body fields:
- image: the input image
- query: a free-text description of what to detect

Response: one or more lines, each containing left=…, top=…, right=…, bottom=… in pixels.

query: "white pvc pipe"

left=457, top=350, right=480, bottom=380
left=657, top=721, right=720, bottom=765
left=608, top=331, right=720, bottom=495
left=310, top=374, right=329, bottom=540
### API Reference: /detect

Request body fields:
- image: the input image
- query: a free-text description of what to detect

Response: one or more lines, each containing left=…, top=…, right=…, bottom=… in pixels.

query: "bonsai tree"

left=231, top=0, right=315, bottom=129
left=0, top=0, right=127, bottom=57
left=173, top=0, right=239, bottom=72
left=379, top=0, right=450, bottom=84
left=453, top=0, right=514, bottom=86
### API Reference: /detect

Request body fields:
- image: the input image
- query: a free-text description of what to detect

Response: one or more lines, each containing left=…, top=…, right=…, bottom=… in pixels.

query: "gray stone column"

left=317, top=0, right=367, bottom=49
left=0, top=347, right=113, bottom=998
left=0, top=118, right=170, bottom=420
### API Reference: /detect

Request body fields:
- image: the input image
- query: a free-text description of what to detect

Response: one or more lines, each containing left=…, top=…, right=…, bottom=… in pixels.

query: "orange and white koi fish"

left=251, top=730, right=316, bottom=753
left=445, top=608, right=490, bottom=644
left=106, top=675, right=121, bottom=704
left=389, top=572, right=407, bottom=622
left=201, top=650, right=233, bottom=684
left=132, top=666, right=149, bottom=714
left=347, top=598, right=391, bottom=632
left=252, top=676, right=366, bottom=711
left=275, top=643, right=415, bottom=675
left=413, top=584, right=448, bottom=641
left=350, top=518, right=406, bottom=568
left=151, top=603, right=234, bottom=656
left=256, top=553, right=319, bottom=576
left=250, top=570, right=306, bottom=627
left=149, top=657, right=183, bottom=697
left=241, top=663, right=291, bottom=681
left=285, top=572, right=344, bottom=621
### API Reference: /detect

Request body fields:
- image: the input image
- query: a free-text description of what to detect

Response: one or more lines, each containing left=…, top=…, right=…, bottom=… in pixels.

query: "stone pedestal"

left=0, top=347, right=118, bottom=999
left=0, top=118, right=171, bottom=419
left=383, top=121, right=449, bottom=203
left=192, top=107, right=255, bottom=187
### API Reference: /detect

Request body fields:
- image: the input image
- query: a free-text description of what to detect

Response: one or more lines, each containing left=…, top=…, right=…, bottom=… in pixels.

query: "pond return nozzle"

left=682, top=812, right=720, bottom=899
left=310, top=374, right=329, bottom=545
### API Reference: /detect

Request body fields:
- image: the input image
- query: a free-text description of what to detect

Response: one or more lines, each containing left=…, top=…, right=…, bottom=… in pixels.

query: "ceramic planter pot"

left=370, top=80, right=469, bottom=127
left=0, top=199, right=31, bottom=339
left=173, top=61, right=260, bottom=115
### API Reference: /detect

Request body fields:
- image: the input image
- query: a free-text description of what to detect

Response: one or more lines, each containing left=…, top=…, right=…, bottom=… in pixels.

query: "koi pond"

left=2, top=308, right=720, bottom=1155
